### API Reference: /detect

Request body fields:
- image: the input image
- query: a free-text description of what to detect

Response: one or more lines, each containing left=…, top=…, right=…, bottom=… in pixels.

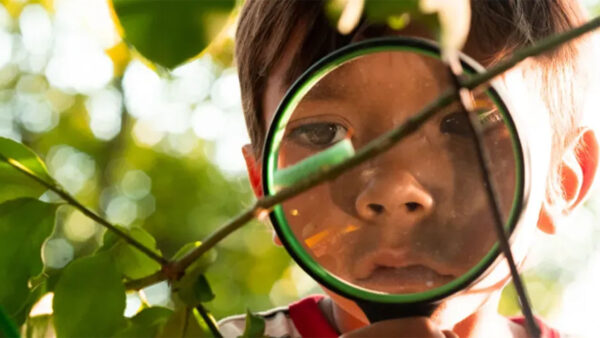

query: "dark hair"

left=235, top=0, right=592, bottom=207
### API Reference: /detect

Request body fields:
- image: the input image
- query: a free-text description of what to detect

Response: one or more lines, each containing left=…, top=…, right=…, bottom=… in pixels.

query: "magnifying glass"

left=262, top=38, right=539, bottom=324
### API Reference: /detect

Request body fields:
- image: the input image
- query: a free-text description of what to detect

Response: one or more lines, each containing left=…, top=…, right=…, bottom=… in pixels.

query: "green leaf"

left=240, top=309, right=266, bottom=338
left=363, top=0, right=419, bottom=21
left=0, top=138, right=52, bottom=204
left=53, top=253, right=126, bottom=337
left=115, top=307, right=173, bottom=338
left=175, top=274, right=215, bottom=307
left=101, top=226, right=163, bottom=280
left=0, top=305, right=20, bottom=338
left=23, top=315, right=53, bottom=338
left=0, top=199, right=56, bottom=320
left=110, top=0, right=236, bottom=69
left=11, top=280, right=47, bottom=327
left=362, top=0, right=440, bottom=41
left=157, top=307, right=211, bottom=338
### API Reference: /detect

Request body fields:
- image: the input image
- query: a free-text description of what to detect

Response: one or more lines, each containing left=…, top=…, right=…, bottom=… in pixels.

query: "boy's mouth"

left=352, top=249, right=457, bottom=293
left=354, top=265, right=456, bottom=293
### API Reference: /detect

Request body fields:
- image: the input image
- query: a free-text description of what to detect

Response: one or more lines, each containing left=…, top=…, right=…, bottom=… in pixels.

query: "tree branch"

left=0, top=154, right=168, bottom=266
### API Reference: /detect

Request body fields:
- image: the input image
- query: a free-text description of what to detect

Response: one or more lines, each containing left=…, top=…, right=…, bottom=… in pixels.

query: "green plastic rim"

left=262, top=37, right=525, bottom=304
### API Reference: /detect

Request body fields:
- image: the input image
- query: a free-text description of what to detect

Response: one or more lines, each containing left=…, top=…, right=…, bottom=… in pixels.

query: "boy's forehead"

left=303, top=52, right=448, bottom=103
left=261, top=22, right=482, bottom=130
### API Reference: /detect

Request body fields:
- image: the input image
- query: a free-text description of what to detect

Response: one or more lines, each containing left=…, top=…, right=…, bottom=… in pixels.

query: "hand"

left=339, top=317, right=458, bottom=338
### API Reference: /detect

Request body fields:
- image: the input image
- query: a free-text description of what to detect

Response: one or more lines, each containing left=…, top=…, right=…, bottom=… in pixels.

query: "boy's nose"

left=355, top=170, right=433, bottom=222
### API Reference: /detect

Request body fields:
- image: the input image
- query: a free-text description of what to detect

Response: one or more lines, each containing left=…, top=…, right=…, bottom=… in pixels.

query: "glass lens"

left=270, top=50, right=517, bottom=295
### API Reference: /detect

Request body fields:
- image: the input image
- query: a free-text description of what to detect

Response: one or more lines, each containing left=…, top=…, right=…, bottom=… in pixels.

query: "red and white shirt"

left=218, top=295, right=560, bottom=338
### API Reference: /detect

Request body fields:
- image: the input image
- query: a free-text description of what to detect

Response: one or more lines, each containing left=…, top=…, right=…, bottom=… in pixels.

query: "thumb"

left=443, top=330, right=459, bottom=338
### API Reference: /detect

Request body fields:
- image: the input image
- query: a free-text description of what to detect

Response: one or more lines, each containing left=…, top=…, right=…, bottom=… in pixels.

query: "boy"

left=221, top=0, right=599, bottom=336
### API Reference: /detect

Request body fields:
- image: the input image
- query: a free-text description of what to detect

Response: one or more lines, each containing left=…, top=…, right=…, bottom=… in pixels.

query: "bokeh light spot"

left=42, top=238, right=74, bottom=269
left=0, top=30, right=13, bottom=68
left=16, top=94, right=58, bottom=133
left=132, top=119, right=164, bottom=147
left=46, top=31, right=113, bottom=94
left=47, top=145, right=96, bottom=195
left=121, top=170, right=152, bottom=200
left=63, top=209, right=98, bottom=242
left=210, top=69, right=241, bottom=110
left=85, top=86, right=123, bottom=140
left=124, top=293, right=142, bottom=318
left=19, top=5, right=52, bottom=58
left=105, top=195, right=138, bottom=226
left=191, top=102, right=223, bottom=141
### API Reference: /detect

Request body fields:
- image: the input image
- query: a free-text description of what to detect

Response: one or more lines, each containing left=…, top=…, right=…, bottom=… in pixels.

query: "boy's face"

left=272, top=50, right=517, bottom=294
left=245, top=17, right=599, bottom=330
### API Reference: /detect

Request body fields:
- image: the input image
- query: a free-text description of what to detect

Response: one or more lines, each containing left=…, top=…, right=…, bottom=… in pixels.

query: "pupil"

left=440, top=112, right=472, bottom=137
left=308, top=124, right=336, bottom=144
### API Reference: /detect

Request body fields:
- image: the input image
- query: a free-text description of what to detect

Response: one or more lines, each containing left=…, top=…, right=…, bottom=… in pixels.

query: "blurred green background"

left=1, top=0, right=600, bottom=336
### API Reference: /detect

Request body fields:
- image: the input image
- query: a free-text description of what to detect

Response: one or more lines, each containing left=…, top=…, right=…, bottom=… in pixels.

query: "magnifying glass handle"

left=356, top=300, right=438, bottom=323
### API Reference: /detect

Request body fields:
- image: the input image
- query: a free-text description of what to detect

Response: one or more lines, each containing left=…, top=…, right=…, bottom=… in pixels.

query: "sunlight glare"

left=19, top=5, right=52, bottom=58
left=86, top=86, right=123, bottom=140
left=0, top=30, right=12, bottom=68
left=53, top=0, right=121, bottom=49
left=46, top=31, right=113, bottom=94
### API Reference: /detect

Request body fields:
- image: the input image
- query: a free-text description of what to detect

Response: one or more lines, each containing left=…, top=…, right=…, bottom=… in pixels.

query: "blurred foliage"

left=0, top=0, right=298, bottom=336
left=110, top=0, right=236, bottom=69
left=0, top=198, right=56, bottom=324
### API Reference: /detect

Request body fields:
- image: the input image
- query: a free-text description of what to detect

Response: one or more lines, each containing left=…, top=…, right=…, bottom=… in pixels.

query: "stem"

left=125, top=270, right=164, bottom=290
left=195, top=305, right=223, bottom=338
left=464, top=16, right=600, bottom=90
left=182, top=307, right=190, bottom=337
left=0, top=154, right=168, bottom=266
left=125, top=16, right=600, bottom=290
left=448, top=67, right=540, bottom=337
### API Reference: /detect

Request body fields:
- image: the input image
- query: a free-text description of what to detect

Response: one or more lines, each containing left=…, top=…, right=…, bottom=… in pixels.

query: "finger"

left=443, top=330, right=459, bottom=338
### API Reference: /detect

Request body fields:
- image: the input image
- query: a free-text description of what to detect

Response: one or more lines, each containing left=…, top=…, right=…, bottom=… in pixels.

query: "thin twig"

left=0, top=154, right=168, bottom=266
left=448, top=66, right=540, bottom=337
left=195, top=304, right=223, bottom=338
left=126, top=16, right=600, bottom=290
left=464, top=16, right=600, bottom=90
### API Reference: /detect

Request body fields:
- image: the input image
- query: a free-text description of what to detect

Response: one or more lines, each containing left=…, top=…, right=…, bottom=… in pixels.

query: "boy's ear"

left=242, top=144, right=283, bottom=246
left=538, top=128, right=599, bottom=234
left=242, top=144, right=263, bottom=198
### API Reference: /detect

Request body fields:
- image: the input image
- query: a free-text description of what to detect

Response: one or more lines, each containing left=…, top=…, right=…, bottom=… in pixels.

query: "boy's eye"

left=440, top=109, right=503, bottom=137
left=288, top=122, right=348, bottom=148
left=440, top=112, right=473, bottom=137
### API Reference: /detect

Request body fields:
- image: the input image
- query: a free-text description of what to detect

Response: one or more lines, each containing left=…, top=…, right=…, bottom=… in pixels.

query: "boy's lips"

left=354, top=265, right=456, bottom=293
left=352, top=249, right=458, bottom=292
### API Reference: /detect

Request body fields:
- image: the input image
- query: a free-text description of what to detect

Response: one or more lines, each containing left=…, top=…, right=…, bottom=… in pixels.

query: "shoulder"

left=218, top=305, right=301, bottom=338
